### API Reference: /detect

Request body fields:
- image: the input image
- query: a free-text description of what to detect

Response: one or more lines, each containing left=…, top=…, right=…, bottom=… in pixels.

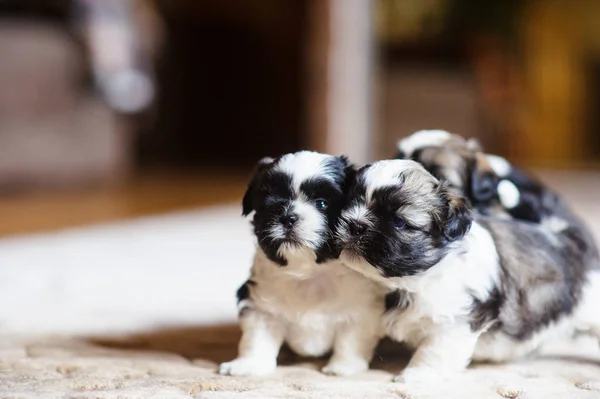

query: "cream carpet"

left=1, top=171, right=600, bottom=398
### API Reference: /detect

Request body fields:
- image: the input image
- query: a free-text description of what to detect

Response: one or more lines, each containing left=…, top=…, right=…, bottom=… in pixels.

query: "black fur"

left=247, top=170, right=295, bottom=265
left=500, top=168, right=547, bottom=223
left=242, top=153, right=354, bottom=266
left=300, top=176, right=345, bottom=263
left=469, top=218, right=591, bottom=339
left=508, top=191, right=543, bottom=223
left=236, top=280, right=256, bottom=303
left=338, top=165, right=474, bottom=278
left=468, top=160, right=499, bottom=204
left=469, top=286, right=503, bottom=332
left=242, top=157, right=276, bottom=216
left=385, top=290, right=411, bottom=312
left=396, top=136, right=600, bottom=342
left=236, top=280, right=257, bottom=316
left=397, top=145, right=549, bottom=224
left=398, top=140, right=598, bottom=280
left=501, top=168, right=598, bottom=265
left=439, top=185, right=474, bottom=242
left=358, top=189, right=444, bottom=277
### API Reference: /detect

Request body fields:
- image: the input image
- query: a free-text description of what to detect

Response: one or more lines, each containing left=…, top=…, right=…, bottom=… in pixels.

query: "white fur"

left=367, top=222, right=500, bottom=382
left=394, top=323, right=481, bottom=383
left=472, top=316, right=576, bottom=363
left=497, top=180, right=520, bottom=209
left=541, top=215, right=569, bottom=234
left=341, top=222, right=500, bottom=330
left=262, top=152, right=333, bottom=259
left=219, top=308, right=284, bottom=376
left=293, top=197, right=328, bottom=246
left=486, top=154, right=512, bottom=177
left=341, top=203, right=371, bottom=225
left=275, top=151, right=334, bottom=192
left=397, top=130, right=452, bottom=156
left=342, top=217, right=600, bottom=382
left=341, top=220, right=596, bottom=382
left=220, top=249, right=385, bottom=376
left=363, top=160, right=426, bottom=203
left=269, top=198, right=327, bottom=257
left=574, top=271, right=600, bottom=338
left=398, top=131, right=514, bottom=181
left=338, top=204, right=373, bottom=241
left=267, top=223, right=286, bottom=241
left=221, top=153, right=386, bottom=377
left=340, top=163, right=598, bottom=381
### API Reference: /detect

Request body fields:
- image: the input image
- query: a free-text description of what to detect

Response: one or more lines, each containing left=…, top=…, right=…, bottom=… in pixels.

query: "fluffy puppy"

left=336, top=159, right=600, bottom=383
left=396, top=129, right=546, bottom=222
left=396, top=129, right=599, bottom=265
left=219, top=151, right=385, bottom=377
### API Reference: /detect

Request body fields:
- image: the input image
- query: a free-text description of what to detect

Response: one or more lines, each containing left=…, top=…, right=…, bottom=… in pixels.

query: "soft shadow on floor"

left=539, top=354, right=600, bottom=367
left=87, top=324, right=600, bottom=377
left=87, top=324, right=411, bottom=373
left=88, top=324, right=243, bottom=364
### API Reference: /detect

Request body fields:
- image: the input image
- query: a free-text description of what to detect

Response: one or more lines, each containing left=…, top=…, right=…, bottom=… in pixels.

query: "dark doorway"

left=139, top=1, right=307, bottom=171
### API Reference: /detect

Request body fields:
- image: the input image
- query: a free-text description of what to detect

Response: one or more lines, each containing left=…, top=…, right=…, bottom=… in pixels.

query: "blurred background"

left=1, top=2, right=600, bottom=384
left=0, top=0, right=599, bottom=236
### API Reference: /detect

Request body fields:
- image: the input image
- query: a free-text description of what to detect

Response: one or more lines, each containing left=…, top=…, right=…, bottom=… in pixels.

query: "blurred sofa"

left=0, top=21, right=131, bottom=191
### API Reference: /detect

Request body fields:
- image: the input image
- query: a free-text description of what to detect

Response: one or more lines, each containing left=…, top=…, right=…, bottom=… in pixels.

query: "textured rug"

left=1, top=171, right=600, bottom=398
left=1, top=332, right=600, bottom=399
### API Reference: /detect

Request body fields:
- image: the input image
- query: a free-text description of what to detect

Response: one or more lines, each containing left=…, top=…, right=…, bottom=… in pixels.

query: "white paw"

left=393, top=367, right=444, bottom=384
left=218, top=357, right=276, bottom=376
left=497, top=180, right=520, bottom=209
left=322, top=357, right=369, bottom=376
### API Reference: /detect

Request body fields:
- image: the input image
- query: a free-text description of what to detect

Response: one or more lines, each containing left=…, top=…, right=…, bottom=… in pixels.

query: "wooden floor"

left=0, top=172, right=248, bottom=237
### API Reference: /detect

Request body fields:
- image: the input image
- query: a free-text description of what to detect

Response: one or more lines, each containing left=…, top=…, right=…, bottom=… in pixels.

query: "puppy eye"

left=315, top=199, right=328, bottom=210
left=392, top=216, right=406, bottom=229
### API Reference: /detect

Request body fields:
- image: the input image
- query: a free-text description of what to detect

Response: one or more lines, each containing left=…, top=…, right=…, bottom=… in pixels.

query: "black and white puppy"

left=336, top=159, right=600, bottom=383
left=219, top=151, right=385, bottom=377
left=396, top=129, right=599, bottom=265
left=396, top=129, right=555, bottom=224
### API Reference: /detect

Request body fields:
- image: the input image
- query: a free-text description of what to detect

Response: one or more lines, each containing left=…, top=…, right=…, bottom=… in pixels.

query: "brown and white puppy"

left=396, top=130, right=506, bottom=216
left=219, top=151, right=385, bottom=377
left=336, top=159, right=600, bottom=383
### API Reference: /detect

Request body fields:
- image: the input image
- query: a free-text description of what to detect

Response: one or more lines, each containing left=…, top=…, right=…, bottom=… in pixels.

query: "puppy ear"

left=242, top=157, right=274, bottom=216
left=339, top=155, right=357, bottom=190
left=339, top=155, right=351, bottom=168
left=437, top=184, right=474, bottom=242
left=469, top=152, right=499, bottom=203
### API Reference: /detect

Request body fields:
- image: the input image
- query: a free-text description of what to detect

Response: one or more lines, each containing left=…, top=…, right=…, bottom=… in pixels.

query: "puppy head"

left=396, top=130, right=499, bottom=205
left=395, top=129, right=479, bottom=159
left=243, top=151, right=354, bottom=266
left=336, top=160, right=473, bottom=279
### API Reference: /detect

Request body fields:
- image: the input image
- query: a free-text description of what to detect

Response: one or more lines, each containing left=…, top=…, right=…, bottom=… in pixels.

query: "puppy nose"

left=349, top=222, right=366, bottom=237
left=281, top=214, right=298, bottom=228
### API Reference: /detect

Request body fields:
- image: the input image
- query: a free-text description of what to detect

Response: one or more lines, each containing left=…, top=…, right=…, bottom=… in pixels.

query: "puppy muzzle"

left=337, top=218, right=369, bottom=254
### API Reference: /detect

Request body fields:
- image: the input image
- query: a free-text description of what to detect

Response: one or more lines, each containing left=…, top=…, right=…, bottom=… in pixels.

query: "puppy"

left=336, top=159, right=600, bottom=383
left=396, top=129, right=599, bottom=267
left=396, top=129, right=547, bottom=222
left=219, top=151, right=385, bottom=377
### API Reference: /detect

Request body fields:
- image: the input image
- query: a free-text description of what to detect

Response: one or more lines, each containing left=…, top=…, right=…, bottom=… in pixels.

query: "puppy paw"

left=322, top=357, right=369, bottom=376
left=218, top=357, right=276, bottom=376
left=393, top=367, right=444, bottom=384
